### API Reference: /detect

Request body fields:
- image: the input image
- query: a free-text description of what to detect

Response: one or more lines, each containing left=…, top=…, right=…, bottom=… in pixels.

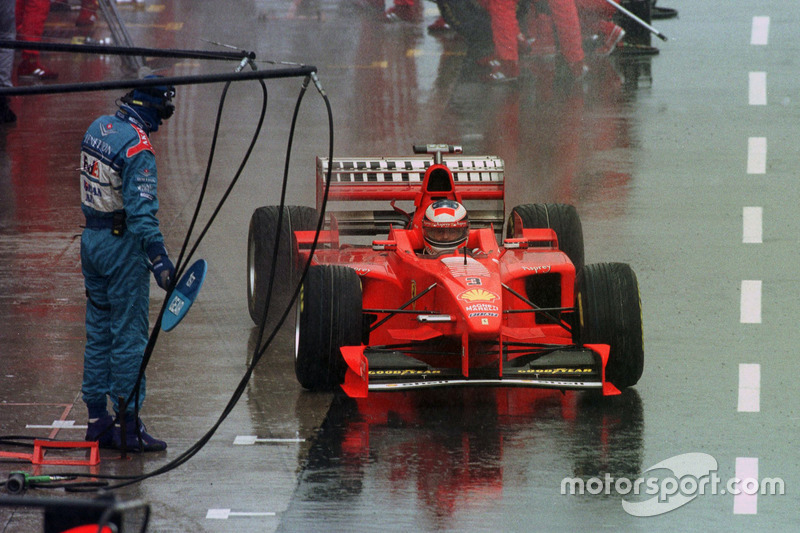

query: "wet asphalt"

left=1, top=0, right=799, bottom=531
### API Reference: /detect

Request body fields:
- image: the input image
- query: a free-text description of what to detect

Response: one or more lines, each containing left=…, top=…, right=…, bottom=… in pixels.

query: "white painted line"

left=751, top=16, right=769, bottom=45
left=742, top=207, right=763, bottom=243
left=206, top=509, right=276, bottom=519
left=748, top=72, right=767, bottom=105
left=233, top=435, right=306, bottom=445
left=740, top=280, right=762, bottom=324
left=737, top=364, right=761, bottom=412
left=747, top=137, right=767, bottom=174
left=26, top=420, right=86, bottom=429
left=733, top=457, right=759, bottom=514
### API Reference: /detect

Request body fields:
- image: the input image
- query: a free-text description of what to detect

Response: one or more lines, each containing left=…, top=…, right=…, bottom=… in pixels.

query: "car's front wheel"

left=574, top=262, right=644, bottom=389
left=295, top=265, right=363, bottom=391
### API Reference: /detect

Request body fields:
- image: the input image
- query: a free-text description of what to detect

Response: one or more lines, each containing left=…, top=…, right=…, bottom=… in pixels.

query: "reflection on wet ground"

left=279, top=388, right=643, bottom=532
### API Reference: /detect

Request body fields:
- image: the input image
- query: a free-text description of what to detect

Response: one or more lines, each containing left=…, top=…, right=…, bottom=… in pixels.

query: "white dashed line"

left=748, top=72, right=767, bottom=105
left=733, top=458, right=759, bottom=514
left=751, top=16, right=770, bottom=45
left=742, top=207, right=763, bottom=243
left=737, top=11, right=769, bottom=521
left=740, top=280, right=762, bottom=324
left=206, top=509, right=276, bottom=519
left=737, top=364, right=761, bottom=412
left=747, top=137, right=767, bottom=174
left=233, top=435, right=306, bottom=445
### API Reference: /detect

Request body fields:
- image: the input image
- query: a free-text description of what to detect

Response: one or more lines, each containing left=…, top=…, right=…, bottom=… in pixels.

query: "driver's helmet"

left=422, top=199, right=469, bottom=253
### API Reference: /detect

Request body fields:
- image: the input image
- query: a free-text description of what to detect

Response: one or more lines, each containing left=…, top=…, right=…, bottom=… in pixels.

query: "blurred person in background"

left=0, top=0, right=16, bottom=122
left=15, top=0, right=58, bottom=79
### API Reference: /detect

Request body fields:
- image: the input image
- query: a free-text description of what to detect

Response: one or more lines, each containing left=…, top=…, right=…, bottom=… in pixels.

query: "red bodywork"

left=297, top=154, right=618, bottom=398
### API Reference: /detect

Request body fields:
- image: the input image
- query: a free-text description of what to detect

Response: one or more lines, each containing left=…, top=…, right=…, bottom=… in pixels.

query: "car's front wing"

left=340, top=343, right=621, bottom=398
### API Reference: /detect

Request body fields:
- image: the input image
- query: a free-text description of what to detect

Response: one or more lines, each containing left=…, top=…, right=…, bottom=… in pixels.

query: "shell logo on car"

left=458, top=289, right=499, bottom=303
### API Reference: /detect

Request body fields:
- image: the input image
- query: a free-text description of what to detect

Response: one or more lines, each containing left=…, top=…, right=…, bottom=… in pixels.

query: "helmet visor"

left=423, top=220, right=469, bottom=247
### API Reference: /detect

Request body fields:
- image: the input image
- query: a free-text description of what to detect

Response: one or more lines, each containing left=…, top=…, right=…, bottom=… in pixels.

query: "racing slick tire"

left=506, top=203, right=585, bottom=272
left=295, top=265, right=363, bottom=392
left=574, top=262, right=644, bottom=389
left=247, top=205, right=318, bottom=325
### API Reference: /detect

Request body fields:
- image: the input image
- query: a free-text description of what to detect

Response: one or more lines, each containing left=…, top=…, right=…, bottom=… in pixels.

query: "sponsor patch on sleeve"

left=125, top=124, right=155, bottom=158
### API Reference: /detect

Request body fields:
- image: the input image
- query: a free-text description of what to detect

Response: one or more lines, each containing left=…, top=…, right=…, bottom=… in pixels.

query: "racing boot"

left=76, top=0, right=99, bottom=27
left=16, top=58, right=59, bottom=80
left=85, top=414, right=115, bottom=448
left=384, top=1, right=421, bottom=23
left=427, top=16, right=451, bottom=33
left=112, top=416, right=167, bottom=452
left=482, top=58, right=519, bottom=83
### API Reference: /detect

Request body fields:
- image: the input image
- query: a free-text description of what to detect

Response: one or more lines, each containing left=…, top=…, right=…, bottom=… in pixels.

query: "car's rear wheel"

left=295, top=265, right=363, bottom=392
left=247, top=205, right=318, bottom=325
left=574, top=262, right=644, bottom=389
left=506, top=203, right=585, bottom=272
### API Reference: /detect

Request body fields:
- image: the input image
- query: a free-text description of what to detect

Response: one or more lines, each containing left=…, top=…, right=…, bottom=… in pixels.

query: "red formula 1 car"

left=247, top=145, right=643, bottom=398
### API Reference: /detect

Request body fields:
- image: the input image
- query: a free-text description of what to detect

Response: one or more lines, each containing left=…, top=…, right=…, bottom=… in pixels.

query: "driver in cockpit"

left=421, top=199, right=469, bottom=255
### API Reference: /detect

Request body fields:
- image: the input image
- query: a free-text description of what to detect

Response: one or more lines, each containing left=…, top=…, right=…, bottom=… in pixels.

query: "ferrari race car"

left=247, top=145, right=643, bottom=398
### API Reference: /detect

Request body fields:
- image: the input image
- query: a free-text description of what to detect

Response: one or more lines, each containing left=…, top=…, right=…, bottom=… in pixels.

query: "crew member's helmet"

left=120, top=76, right=176, bottom=132
left=422, top=199, right=469, bottom=253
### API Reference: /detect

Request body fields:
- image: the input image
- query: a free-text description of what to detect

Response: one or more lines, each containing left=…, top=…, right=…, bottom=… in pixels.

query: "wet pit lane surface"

left=279, top=389, right=645, bottom=532
left=2, top=0, right=800, bottom=531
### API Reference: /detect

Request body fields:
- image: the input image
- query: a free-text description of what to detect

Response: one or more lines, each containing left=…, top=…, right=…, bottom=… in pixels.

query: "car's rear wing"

left=315, top=155, right=505, bottom=235
left=316, top=155, right=504, bottom=205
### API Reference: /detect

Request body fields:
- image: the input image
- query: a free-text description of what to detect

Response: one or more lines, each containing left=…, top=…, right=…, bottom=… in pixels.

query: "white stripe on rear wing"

left=318, top=156, right=504, bottom=183
left=315, top=156, right=504, bottom=209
